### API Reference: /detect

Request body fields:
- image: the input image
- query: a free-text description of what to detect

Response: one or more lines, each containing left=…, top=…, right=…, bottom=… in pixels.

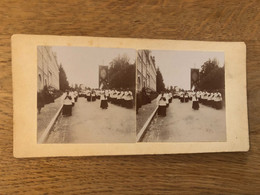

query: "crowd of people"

left=174, top=90, right=223, bottom=110
left=62, top=88, right=134, bottom=117
left=156, top=89, right=223, bottom=117
left=84, top=89, right=134, bottom=108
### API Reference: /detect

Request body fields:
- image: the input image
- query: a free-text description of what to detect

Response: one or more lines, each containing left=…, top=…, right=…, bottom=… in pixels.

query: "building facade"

left=137, top=50, right=157, bottom=92
left=37, top=46, right=60, bottom=91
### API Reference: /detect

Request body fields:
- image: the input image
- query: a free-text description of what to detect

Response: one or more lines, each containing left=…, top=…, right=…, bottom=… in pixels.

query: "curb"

left=136, top=106, right=158, bottom=142
left=38, top=105, right=63, bottom=144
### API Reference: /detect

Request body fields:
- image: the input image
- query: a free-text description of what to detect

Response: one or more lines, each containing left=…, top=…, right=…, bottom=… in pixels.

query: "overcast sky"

left=150, top=50, right=225, bottom=90
left=52, top=46, right=136, bottom=88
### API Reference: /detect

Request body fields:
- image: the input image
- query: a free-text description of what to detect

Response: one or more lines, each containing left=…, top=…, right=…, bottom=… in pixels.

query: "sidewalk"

left=136, top=99, right=158, bottom=135
left=37, top=93, right=65, bottom=142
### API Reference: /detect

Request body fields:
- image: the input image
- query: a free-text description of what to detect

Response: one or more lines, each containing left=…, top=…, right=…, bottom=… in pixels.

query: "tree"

left=199, top=59, right=224, bottom=91
left=108, top=54, right=135, bottom=91
left=156, top=68, right=165, bottom=93
left=59, top=64, right=69, bottom=91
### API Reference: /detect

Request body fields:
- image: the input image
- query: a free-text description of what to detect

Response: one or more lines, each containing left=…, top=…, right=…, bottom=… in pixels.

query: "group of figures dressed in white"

left=156, top=91, right=173, bottom=116
left=156, top=90, right=223, bottom=117
left=62, top=89, right=134, bottom=117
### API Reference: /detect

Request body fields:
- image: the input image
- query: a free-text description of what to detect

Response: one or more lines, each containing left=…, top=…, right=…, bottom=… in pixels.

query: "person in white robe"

left=165, top=92, right=169, bottom=107
left=208, top=92, right=214, bottom=107
left=125, top=90, right=134, bottom=108
left=74, top=91, right=78, bottom=102
left=184, top=91, right=189, bottom=102
left=201, top=91, right=206, bottom=105
left=157, top=91, right=167, bottom=116
left=63, top=91, right=73, bottom=116
left=215, top=91, right=223, bottom=109
left=106, top=90, right=110, bottom=102
left=100, top=90, right=108, bottom=109
left=168, top=92, right=173, bottom=103
left=192, top=92, right=199, bottom=110
left=111, top=90, right=117, bottom=104
left=91, top=90, right=96, bottom=101
left=179, top=91, right=184, bottom=103
left=69, top=91, right=75, bottom=106
left=116, top=91, right=123, bottom=106
left=86, top=90, right=91, bottom=102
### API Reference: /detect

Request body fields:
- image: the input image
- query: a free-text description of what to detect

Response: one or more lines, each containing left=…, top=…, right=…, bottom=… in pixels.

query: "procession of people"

left=156, top=89, right=223, bottom=117
left=107, top=89, right=134, bottom=109
left=62, top=88, right=134, bottom=117
left=61, top=86, right=222, bottom=117
left=174, top=89, right=223, bottom=110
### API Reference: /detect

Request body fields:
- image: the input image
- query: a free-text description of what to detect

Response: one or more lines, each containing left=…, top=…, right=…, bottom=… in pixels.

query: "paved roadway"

left=142, top=98, right=226, bottom=142
left=46, top=97, right=136, bottom=143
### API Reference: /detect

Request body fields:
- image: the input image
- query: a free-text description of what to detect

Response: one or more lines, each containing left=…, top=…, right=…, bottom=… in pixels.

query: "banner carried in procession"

left=99, top=65, right=108, bottom=89
left=190, top=68, right=200, bottom=91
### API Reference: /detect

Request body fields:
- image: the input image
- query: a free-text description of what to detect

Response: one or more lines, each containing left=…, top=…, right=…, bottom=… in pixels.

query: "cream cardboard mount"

left=12, top=34, right=249, bottom=158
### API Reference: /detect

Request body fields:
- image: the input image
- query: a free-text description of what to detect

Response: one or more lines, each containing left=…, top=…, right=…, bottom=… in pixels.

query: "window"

left=147, top=75, right=150, bottom=87
left=38, top=74, right=42, bottom=89
left=38, top=74, right=42, bottom=82
left=49, top=71, right=52, bottom=85
left=138, top=76, right=141, bottom=91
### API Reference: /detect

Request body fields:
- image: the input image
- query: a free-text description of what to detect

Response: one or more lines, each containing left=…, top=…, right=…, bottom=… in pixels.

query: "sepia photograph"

left=137, top=50, right=226, bottom=142
left=37, top=46, right=136, bottom=143
left=13, top=35, right=248, bottom=157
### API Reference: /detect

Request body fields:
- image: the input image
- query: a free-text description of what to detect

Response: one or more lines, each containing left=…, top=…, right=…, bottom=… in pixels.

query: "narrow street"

left=142, top=99, right=226, bottom=142
left=46, top=97, right=136, bottom=143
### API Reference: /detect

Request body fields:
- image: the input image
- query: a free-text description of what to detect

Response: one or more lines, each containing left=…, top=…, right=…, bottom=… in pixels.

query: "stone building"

left=137, top=50, right=157, bottom=92
left=37, top=46, right=60, bottom=91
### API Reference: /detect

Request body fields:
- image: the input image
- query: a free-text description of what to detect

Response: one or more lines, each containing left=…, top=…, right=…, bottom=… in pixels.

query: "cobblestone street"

left=142, top=99, right=226, bottom=142
left=46, top=97, right=136, bottom=143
